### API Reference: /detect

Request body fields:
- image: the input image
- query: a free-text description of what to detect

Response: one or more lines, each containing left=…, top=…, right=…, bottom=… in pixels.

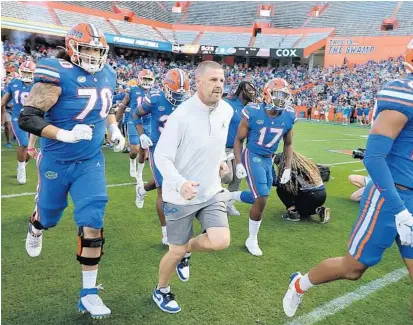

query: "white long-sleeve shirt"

left=154, top=92, right=233, bottom=205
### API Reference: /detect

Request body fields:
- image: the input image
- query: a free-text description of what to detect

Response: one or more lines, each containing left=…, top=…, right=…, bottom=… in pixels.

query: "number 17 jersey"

left=242, top=103, right=296, bottom=156
left=33, top=58, right=116, bottom=161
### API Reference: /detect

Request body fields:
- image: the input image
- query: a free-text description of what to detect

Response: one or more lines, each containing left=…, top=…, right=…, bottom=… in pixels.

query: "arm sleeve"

left=363, top=134, right=406, bottom=214
left=154, top=113, right=187, bottom=192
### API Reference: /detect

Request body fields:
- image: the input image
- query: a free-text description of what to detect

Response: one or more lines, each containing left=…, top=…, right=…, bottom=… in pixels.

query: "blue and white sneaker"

left=283, top=272, right=304, bottom=317
left=152, top=286, right=181, bottom=313
left=4, top=143, right=12, bottom=148
left=176, top=255, right=190, bottom=282
left=78, top=285, right=111, bottom=319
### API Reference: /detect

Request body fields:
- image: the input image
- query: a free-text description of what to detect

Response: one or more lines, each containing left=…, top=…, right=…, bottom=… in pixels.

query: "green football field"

left=2, top=121, right=412, bottom=325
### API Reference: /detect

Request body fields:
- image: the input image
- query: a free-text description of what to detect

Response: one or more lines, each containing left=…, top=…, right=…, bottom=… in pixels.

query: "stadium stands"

left=254, top=34, right=302, bottom=48
left=294, top=32, right=331, bottom=48
left=305, top=2, right=397, bottom=35
left=198, top=32, right=252, bottom=47
left=183, top=2, right=259, bottom=26
left=2, top=2, right=54, bottom=25
left=54, top=9, right=114, bottom=33
left=174, top=31, right=199, bottom=44
left=110, top=20, right=164, bottom=42
left=117, top=1, right=173, bottom=23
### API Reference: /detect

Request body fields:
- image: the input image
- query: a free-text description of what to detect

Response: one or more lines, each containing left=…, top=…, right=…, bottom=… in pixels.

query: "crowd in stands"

left=2, top=38, right=407, bottom=124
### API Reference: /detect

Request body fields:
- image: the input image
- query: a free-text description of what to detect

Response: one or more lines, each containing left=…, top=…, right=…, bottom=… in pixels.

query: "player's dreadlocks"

left=277, top=151, right=322, bottom=195
left=233, top=81, right=256, bottom=104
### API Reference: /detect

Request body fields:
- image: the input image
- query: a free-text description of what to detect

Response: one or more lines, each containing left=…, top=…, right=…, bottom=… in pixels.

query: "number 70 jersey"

left=242, top=103, right=296, bottom=156
left=33, top=58, right=117, bottom=161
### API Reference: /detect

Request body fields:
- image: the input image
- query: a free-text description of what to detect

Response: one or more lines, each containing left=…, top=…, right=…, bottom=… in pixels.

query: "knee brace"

left=76, top=227, right=105, bottom=266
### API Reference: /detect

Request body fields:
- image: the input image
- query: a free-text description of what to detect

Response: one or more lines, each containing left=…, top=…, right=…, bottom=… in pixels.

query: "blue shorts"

left=11, top=117, right=29, bottom=147
left=148, top=145, right=162, bottom=188
left=127, top=121, right=152, bottom=146
left=32, top=151, right=108, bottom=229
left=348, top=181, right=413, bottom=266
left=127, top=120, right=139, bottom=146
left=242, top=148, right=273, bottom=199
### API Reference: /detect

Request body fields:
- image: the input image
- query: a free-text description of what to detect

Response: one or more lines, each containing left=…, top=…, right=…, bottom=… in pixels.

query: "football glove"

left=108, top=123, right=125, bottom=153
left=140, top=134, right=153, bottom=149
left=280, top=168, right=291, bottom=184
left=56, top=124, right=93, bottom=143
left=236, top=163, right=247, bottom=179
left=396, top=209, right=413, bottom=246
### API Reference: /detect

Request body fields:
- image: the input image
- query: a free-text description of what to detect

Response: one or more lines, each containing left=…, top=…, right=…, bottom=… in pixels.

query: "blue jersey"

left=364, top=107, right=370, bottom=116
left=224, top=96, right=244, bottom=148
left=141, top=88, right=176, bottom=145
left=357, top=107, right=364, bottom=116
left=242, top=103, right=295, bottom=156
left=5, top=78, right=33, bottom=118
left=34, top=58, right=117, bottom=161
left=375, top=75, right=413, bottom=188
left=129, top=85, right=150, bottom=126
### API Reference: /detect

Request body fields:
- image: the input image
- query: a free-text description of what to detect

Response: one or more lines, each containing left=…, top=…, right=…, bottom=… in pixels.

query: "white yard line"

left=305, top=139, right=358, bottom=142
left=284, top=267, right=408, bottom=325
left=1, top=182, right=137, bottom=199
left=324, top=161, right=362, bottom=166
left=352, top=168, right=367, bottom=172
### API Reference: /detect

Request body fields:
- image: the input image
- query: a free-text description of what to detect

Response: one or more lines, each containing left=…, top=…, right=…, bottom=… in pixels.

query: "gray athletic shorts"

left=163, top=191, right=229, bottom=245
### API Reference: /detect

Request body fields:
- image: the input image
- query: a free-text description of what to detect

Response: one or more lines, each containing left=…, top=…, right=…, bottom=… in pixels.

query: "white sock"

left=162, top=226, right=167, bottom=238
left=130, top=158, right=136, bottom=168
left=299, top=273, right=314, bottom=292
left=248, top=219, right=262, bottom=240
left=159, top=285, right=170, bottom=293
left=231, top=191, right=242, bottom=202
left=18, top=161, right=26, bottom=169
left=184, top=252, right=191, bottom=258
left=137, top=162, right=145, bottom=179
left=82, top=269, right=98, bottom=289
left=138, top=186, right=147, bottom=196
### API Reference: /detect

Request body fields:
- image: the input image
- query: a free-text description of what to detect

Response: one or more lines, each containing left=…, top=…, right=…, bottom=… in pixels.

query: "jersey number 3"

left=257, top=127, right=283, bottom=148
left=75, top=88, right=113, bottom=120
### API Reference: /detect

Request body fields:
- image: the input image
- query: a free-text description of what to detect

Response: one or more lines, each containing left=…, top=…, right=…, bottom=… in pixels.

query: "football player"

left=283, top=39, right=413, bottom=320
left=116, top=70, right=154, bottom=184
left=1, top=61, right=38, bottom=184
left=222, top=81, right=257, bottom=216
left=233, top=78, right=295, bottom=256
left=18, top=23, right=125, bottom=319
left=133, top=68, right=189, bottom=245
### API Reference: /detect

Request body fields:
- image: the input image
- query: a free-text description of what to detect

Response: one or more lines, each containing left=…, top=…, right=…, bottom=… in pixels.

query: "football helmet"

left=163, top=68, right=189, bottom=106
left=404, top=38, right=413, bottom=73
left=65, top=23, right=109, bottom=74
left=19, top=61, right=36, bottom=83
left=138, top=69, right=155, bottom=90
left=263, top=78, right=291, bottom=111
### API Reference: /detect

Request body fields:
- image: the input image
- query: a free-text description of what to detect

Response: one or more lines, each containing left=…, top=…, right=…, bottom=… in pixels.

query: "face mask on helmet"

left=69, top=42, right=108, bottom=74
left=165, top=85, right=187, bottom=106
left=266, top=89, right=291, bottom=111
left=141, top=76, right=154, bottom=90
left=20, top=70, right=34, bottom=83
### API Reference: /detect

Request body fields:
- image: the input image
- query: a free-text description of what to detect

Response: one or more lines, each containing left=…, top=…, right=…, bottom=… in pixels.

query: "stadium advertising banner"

left=173, top=44, right=273, bottom=57
left=105, top=34, right=172, bottom=52
left=270, top=48, right=304, bottom=58
left=324, top=36, right=412, bottom=67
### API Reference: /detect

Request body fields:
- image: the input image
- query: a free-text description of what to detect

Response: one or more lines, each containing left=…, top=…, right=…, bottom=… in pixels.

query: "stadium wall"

left=324, top=35, right=412, bottom=67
